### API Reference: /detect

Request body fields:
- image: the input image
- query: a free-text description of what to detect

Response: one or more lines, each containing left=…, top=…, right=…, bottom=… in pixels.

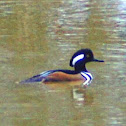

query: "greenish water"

left=0, top=0, right=126, bottom=126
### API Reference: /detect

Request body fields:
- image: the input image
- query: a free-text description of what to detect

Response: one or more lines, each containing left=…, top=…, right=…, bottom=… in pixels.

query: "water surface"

left=0, top=0, right=126, bottom=126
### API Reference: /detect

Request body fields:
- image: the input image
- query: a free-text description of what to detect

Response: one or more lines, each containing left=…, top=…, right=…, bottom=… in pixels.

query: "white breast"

left=80, top=72, right=93, bottom=86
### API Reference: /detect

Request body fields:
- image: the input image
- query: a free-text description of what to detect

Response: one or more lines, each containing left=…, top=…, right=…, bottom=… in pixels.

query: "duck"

left=20, top=48, right=104, bottom=86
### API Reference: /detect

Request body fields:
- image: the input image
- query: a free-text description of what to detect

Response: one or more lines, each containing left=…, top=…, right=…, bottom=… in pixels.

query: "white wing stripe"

left=40, top=71, right=52, bottom=77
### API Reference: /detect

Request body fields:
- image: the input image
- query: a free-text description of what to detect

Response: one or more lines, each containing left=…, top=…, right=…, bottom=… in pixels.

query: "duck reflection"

left=42, top=80, right=94, bottom=106
left=72, top=82, right=94, bottom=106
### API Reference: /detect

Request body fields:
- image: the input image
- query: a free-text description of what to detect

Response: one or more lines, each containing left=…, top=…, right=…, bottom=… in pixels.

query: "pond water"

left=0, top=0, right=126, bottom=126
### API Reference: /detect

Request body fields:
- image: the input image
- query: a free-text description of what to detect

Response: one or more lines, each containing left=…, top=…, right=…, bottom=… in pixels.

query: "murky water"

left=0, top=0, right=126, bottom=125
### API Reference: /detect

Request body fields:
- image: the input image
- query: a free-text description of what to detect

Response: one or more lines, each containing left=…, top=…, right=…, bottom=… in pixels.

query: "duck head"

left=70, top=49, right=104, bottom=72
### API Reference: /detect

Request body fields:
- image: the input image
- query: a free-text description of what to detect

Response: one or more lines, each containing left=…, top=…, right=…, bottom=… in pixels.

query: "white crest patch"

left=72, top=54, right=84, bottom=66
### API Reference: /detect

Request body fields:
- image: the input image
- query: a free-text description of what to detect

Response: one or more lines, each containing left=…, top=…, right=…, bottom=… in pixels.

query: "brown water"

left=0, top=0, right=126, bottom=126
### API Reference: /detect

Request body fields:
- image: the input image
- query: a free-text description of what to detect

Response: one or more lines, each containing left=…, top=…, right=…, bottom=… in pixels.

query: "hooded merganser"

left=20, top=49, right=104, bottom=86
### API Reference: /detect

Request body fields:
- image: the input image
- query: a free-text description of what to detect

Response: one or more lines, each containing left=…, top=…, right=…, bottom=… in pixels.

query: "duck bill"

left=92, top=58, right=104, bottom=62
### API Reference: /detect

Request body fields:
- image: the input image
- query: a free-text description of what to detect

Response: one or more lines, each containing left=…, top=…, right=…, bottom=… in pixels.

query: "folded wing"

left=20, top=70, right=57, bottom=84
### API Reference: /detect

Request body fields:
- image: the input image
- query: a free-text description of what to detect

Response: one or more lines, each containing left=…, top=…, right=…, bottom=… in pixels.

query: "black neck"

left=74, top=64, right=87, bottom=73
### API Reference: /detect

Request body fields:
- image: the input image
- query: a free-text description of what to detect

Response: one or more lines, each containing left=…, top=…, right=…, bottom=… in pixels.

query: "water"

left=0, top=0, right=126, bottom=126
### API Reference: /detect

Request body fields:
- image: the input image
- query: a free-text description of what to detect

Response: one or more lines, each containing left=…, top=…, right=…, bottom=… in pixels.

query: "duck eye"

left=86, top=54, right=90, bottom=58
